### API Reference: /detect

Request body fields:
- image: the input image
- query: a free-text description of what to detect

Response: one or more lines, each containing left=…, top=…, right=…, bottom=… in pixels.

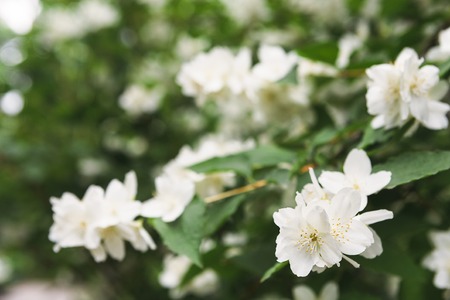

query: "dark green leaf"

left=152, top=197, right=206, bottom=267
left=373, top=151, right=450, bottom=189
left=358, top=125, right=393, bottom=149
left=203, top=195, right=246, bottom=236
left=277, top=67, right=298, bottom=85
left=260, top=261, right=288, bottom=282
left=297, top=42, right=339, bottom=65
left=190, top=154, right=252, bottom=179
left=245, top=145, right=297, bottom=168
left=438, top=58, right=450, bottom=78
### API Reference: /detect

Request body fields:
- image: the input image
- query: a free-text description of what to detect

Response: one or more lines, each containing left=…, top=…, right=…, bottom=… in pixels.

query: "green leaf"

left=260, top=261, right=288, bottom=282
left=358, top=125, right=393, bottom=149
left=152, top=197, right=206, bottom=267
left=203, top=195, right=246, bottom=236
left=245, top=145, right=297, bottom=168
left=189, top=145, right=297, bottom=178
left=297, top=42, right=339, bottom=65
left=277, top=67, right=298, bottom=85
left=373, top=151, right=450, bottom=189
left=190, top=153, right=252, bottom=179
left=438, top=58, right=450, bottom=78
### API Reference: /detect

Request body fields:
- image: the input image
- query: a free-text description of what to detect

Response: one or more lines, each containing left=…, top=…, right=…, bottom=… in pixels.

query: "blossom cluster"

left=49, top=171, right=156, bottom=262
left=142, top=135, right=255, bottom=222
left=273, top=149, right=393, bottom=277
left=366, top=47, right=449, bottom=130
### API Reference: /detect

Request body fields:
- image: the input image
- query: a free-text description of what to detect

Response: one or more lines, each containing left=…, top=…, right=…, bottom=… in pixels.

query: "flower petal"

left=292, top=285, right=316, bottom=300
left=318, top=171, right=348, bottom=194
left=358, top=209, right=393, bottom=225
left=362, top=171, right=391, bottom=195
left=343, top=149, right=372, bottom=178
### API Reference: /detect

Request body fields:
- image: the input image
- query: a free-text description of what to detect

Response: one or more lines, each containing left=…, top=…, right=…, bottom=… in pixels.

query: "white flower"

left=274, top=167, right=393, bottom=277
left=293, top=281, right=338, bottom=300
left=163, top=135, right=255, bottom=199
left=423, top=230, right=450, bottom=289
left=252, top=44, right=298, bottom=83
left=220, top=0, right=270, bottom=25
left=49, top=186, right=104, bottom=252
left=273, top=201, right=342, bottom=277
left=318, top=149, right=392, bottom=210
left=119, top=84, right=163, bottom=116
left=175, top=35, right=209, bottom=60
left=176, top=47, right=235, bottom=105
left=366, top=47, right=450, bottom=130
left=336, top=33, right=363, bottom=69
left=398, top=48, right=450, bottom=130
left=49, top=171, right=156, bottom=262
left=159, top=255, right=219, bottom=299
left=297, top=58, right=338, bottom=78
left=39, top=0, right=118, bottom=43
left=141, top=174, right=195, bottom=223
left=426, top=27, right=450, bottom=62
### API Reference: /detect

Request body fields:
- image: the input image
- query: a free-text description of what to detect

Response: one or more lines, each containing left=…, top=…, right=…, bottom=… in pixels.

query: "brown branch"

left=204, top=179, right=268, bottom=204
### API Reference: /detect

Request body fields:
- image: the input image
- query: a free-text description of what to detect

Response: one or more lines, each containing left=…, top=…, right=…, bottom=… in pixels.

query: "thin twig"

left=204, top=179, right=268, bottom=204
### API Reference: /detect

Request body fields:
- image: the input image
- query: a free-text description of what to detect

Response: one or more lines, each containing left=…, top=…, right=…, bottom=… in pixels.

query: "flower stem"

left=204, top=179, right=268, bottom=204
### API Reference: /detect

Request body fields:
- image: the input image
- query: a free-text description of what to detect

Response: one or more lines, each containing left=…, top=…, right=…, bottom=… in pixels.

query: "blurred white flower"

left=175, top=35, right=209, bottom=61
left=176, top=47, right=235, bottom=105
left=252, top=44, right=298, bottom=84
left=293, top=281, right=339, bottom=300
left=40, top=0, right=118, bottom=43
left=297, top=58, right=337, bottom=78
left=165, top=135, right=255, bottom=198
left=318, top=149, right=392, bottom=210
left=141, top=174, right=195, bottom=223
left=366, top=47, right=449, bottom=130
left=0, top=256, right=13, bottom=283
left=287, top=0, right=348, bottom=25
left=220, top=0, right=270, bottom=25
left=159, top=255, right=219, bottom=299
left=49, top=171, right=156, bottom=262
left=426, top=27, right=450, bottom=62
left=423, top=230, right=450, bottom=289
left=119, top=84, right=163, bottom=116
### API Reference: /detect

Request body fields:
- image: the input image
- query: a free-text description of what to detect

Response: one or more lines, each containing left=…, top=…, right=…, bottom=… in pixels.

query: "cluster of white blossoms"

left=426, top=27, right=450, bottom=62
left=292, top=281, right=338, bottom=300
left=366, top=47, right=450, bottom=130
left=274, top=149, right=393, bottom=277
left=141, top=135, right=255, bottom=222
left=423, top=230, right=450, bottom=289
left=118, top=84, right=163, bottom=116
left=39, top=0, right=119, bottom=43
left=177, top=45, right=323, bottom=136
left=49, top=171, right=156, bottom=262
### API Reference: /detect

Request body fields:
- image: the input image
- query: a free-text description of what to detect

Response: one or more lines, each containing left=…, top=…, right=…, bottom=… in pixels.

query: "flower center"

left=297, top=229, right=323, bottom=254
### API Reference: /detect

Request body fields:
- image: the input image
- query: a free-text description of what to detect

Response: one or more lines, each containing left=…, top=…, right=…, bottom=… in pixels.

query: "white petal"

left=329, top=188, right=361, bottom=220
left=319, top=235, right=342, bottom=266
left=141, top=199, right=170, bottom=218
left=289, top=250, right=315, bottom=277
left=358, top=209, right=393, bottom=225
left=292, top=285, right=316, bottom=300
left=83, top=185, right=104, bottom=203
left=105, top=179, right=128, bottom=202
left=434, top=269, right=450, bottom=289
left=139, top=226, right=157, bottom=250
left=105, top=233, right=126, bottom=261
left=343, top=149, right=372, bottom=178
left=362, top=171, right=392, bottom=195
left=422, top=100, right=450, bottom=130
left=360, top=228, right=383, bottom=259
left=124, top=171, right=137, bottom=199
left=90, top=246, right=107, bottom=262
left=339, top=221, right=373, bottom=255
left=305, top=206, right=330, bottom=233
left=320, top=282, right=339, bottom=300
left=318, top=171, right=349, bottom=194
